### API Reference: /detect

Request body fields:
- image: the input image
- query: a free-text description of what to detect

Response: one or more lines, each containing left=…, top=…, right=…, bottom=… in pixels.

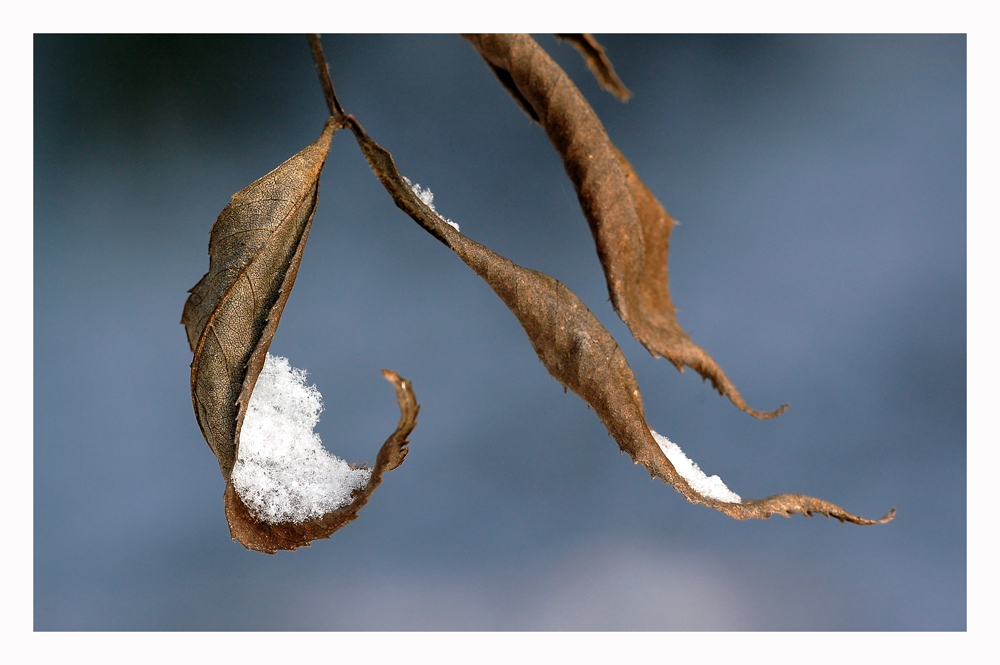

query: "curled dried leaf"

left=225, top=370, right=419, bottom=554
left=465, top=33, right=786, bottom=419
left=555, top=33, right=632, bottom=102
left=182, top=118, right=419, bottom=552
left=182, top=118, right=338, bottom=477
left=344, top=114, right=891, bottom=526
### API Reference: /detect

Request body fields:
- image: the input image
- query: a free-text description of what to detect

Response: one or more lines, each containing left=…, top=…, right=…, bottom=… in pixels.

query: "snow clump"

left=232, top=353, right=371, bottom=523
left=650, top=429, right=741, bottom=503
left=404, top=176, right=460, bottom=232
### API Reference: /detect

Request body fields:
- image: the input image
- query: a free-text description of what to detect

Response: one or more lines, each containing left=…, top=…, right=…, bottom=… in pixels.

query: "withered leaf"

left=225, top=369, right=418, bottom=554
left=182, top=118, right=337, bottom=478
left=555, top=33, right=632, bottom=102
left=182, top=117, right=419, bottom=552
left=465, top=33, right=787, bottom=420
left=344, top=114, right=892, bottom=526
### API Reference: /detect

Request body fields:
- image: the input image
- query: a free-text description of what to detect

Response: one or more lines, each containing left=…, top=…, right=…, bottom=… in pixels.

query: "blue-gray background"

left=34, top=34, right=966, bottom=630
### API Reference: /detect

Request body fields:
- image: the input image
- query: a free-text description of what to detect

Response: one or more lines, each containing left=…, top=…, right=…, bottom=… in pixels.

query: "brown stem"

left=308, top=34, right=346, bottom=121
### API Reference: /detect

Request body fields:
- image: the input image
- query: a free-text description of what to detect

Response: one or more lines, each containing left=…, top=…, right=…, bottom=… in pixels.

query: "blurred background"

left=34, top=34, right=965, bottom=630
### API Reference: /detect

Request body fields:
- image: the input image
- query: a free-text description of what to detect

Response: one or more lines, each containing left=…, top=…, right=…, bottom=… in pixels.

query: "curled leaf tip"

left=738, top=401, right=789, bottom=420
left=878, top=508, right=897, bottom=523
left=638, top=429, right=893, bottom=525
left=555, top=33, right=632, bottom=102
left=670, top=343, right=789, bottom=419
left=733, top=495, right=897, bottom=525
left=375, top=370, right=420, bottom=474
left=225, top=370, right=419, bottom=554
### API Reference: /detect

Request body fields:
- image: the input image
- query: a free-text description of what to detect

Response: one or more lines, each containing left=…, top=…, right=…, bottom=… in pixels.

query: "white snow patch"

left=404, top=176, right=460, bottom=232
left=650, top=429, right=741, bottom=503
left=232, top=353, right=371, bottom=523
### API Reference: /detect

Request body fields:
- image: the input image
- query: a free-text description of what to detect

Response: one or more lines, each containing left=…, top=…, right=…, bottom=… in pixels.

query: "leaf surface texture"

left=466, top=33, right=787, bottom=419
left=183, top=119, right=419, bottom=552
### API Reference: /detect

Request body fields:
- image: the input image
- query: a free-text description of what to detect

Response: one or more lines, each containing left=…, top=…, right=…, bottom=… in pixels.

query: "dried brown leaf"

left=465, top=33, right=787, bottom=420
left=182, top=118, right=336, bottom=477
left=225, top=370, right=418, bottom=554
left=344, top=114, right=892, bottom=526
left=555, top=33, right=632, bottom=102
left=182, top=118, right=419, bottom=552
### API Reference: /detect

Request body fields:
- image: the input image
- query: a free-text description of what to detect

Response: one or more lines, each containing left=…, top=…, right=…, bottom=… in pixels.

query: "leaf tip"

left=757, top=402, right=790, bottom=419
left=733, top=400, right=790, bottom=420
left=875, top=507, right=897, bottom=524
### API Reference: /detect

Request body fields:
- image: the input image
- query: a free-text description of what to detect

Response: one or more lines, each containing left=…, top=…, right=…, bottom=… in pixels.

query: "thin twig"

left=308, top=34, right=346, bottom=121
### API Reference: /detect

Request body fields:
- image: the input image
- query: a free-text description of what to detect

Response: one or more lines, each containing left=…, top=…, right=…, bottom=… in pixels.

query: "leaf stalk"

left=308, top=34, right=346, bottom=121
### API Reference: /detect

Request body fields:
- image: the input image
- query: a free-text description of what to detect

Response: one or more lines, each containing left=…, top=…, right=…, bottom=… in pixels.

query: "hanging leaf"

left=225, top=369, right=418, bottom=554
left=182, top=118, right=419, bottom=552
left=182, top=118, right=337, bottom=478
left=465, top=33, right=787, bottom=419
left=344, top=114, right=892, bottom=525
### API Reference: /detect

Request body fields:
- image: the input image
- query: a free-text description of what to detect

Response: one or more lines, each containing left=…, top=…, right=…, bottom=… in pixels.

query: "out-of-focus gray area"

left=34, top=34, right=965, bottom=630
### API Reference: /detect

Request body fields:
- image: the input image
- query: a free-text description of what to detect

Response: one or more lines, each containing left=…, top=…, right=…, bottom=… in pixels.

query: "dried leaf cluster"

left=183, top=34, right=893, bottom=553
